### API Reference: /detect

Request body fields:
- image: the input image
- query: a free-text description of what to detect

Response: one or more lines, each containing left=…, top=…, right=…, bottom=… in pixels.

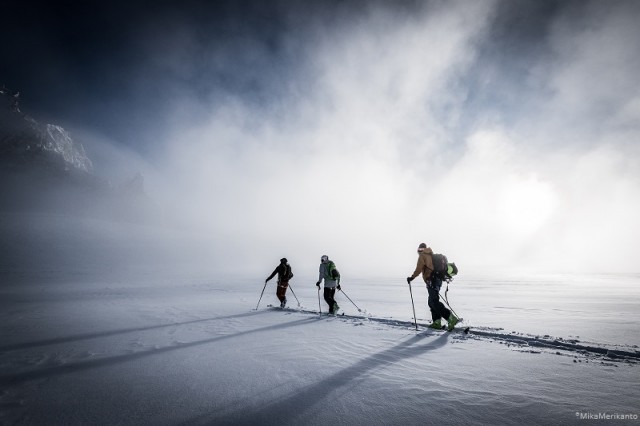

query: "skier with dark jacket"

left=407, top=243, right=459, bottom=330
left=316, top=255, right=341, bottom=314
left=266, top=258, right=293, bottom=308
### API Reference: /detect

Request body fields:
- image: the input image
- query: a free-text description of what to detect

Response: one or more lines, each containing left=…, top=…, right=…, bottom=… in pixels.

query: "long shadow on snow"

left=1, top=315, right=315, bottom=386
left=181, top=331, right=451, bottom=426
left=0, top=310, right=266, bottom=353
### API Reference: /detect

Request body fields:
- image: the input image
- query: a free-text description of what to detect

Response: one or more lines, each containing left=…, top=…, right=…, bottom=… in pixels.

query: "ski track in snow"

left=266, top=305, right=640, bottom=365
left=1, top=296, right=637, bottom=383
left=2, top=302, right=635, bottom=400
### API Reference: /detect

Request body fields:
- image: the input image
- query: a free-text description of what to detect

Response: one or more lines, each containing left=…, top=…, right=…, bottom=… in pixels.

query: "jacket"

left=410, top=247, right=434, bottom=284
left=318, top=261, right=339, bottom=288
left=266, top=263, right=293, bottom=284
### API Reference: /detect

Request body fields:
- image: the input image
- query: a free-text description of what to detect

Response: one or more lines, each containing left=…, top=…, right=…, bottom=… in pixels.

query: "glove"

left=406, top=277, right=412, bottom=284
left=337, top=284, right=341, bottom=290
left=316, top=281, right=320, bottom=288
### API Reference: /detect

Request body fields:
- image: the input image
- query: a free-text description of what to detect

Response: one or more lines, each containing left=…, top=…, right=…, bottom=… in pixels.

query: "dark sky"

left=2, top=0, right=564, bottom=151
left=3, top=1, right=302, bottom=148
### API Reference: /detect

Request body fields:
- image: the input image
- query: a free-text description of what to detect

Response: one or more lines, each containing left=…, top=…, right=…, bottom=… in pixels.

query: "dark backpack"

left=284, top=264, right=294, bottom=280
left=431, top=253, right=457, bottom=280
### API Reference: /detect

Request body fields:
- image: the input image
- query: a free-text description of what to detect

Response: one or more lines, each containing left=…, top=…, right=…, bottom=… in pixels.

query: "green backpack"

left=325, top=261, right=340, bottom=281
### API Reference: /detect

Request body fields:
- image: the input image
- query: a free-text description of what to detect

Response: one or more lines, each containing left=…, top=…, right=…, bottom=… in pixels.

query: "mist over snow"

left=141, top=0, right=640, bottom=275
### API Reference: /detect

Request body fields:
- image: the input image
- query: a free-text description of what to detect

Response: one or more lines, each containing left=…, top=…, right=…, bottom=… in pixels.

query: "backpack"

left=326, top=261, right=340, bottom=281
left=431, top=253, right=457, bottom=281
left=283, top=264, right=294, bottom=280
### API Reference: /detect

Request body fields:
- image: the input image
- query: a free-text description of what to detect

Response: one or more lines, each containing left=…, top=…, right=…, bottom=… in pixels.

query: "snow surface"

left=1, top=214, right=639, bottom=425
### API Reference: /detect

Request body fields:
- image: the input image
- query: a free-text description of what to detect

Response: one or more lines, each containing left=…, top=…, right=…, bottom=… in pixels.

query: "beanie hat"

left=418, top=243, right=427, bottom=249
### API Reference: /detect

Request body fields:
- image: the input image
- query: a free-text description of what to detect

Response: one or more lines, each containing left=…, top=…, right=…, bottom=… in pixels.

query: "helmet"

left=321, top=255, right=329, bottom=263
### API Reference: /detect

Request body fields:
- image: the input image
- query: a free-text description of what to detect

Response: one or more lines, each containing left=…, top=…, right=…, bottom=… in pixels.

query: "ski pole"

left=317, top=286, right=322, bottom=315
left=288, top=283, right=301, bottom=307
left=440, top=283, right=461, bottom=319
left=256, top=281, right=268, bottom=310
left=408, top=280, right=418, bottom=331
left=339, top=288, right=362, bottom=312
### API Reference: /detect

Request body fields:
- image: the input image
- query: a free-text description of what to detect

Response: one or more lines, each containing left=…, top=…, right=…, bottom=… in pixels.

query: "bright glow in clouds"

left=114, top=0, right=640, bottom=276
left=454, top=131, right=559, bottom=238
left=498, top=176, right=556, bottom=237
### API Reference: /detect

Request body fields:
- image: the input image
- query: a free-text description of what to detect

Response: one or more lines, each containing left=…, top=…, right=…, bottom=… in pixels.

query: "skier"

left=316, top=255, right=341, bottom=314
left=265, top=258, right=294, bottom=308
left=406, top=243, right=459, bottom=331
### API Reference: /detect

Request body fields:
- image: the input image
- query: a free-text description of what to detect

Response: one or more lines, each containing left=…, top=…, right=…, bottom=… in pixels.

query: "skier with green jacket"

left=316, top=255, right=341, bottom=314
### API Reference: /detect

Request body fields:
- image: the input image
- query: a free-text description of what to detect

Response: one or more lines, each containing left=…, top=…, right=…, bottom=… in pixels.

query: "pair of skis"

left=414, top=318, right=470, bottom=334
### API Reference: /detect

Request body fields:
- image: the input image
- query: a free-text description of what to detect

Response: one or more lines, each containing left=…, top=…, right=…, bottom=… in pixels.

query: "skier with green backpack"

left=316, top=255, right=341, bottom=315
left=407, top=243, right=459, bottom=331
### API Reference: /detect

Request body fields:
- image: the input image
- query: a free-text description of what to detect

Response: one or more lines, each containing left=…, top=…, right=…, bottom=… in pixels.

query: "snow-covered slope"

left=0, top=214, right=638, bottom=425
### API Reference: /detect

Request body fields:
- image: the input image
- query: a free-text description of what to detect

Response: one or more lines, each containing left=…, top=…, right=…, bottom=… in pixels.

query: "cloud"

left=80, top=0, right=640, bottom=275
left=143, top=1, right=498, bottom=274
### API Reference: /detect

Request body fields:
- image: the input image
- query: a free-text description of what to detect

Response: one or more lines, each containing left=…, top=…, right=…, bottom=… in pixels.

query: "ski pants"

left=323, top=287, right=336, bottom=311
left=276, top=280, right=289, bottom=302
left=427, top=282, right=450, bottom=322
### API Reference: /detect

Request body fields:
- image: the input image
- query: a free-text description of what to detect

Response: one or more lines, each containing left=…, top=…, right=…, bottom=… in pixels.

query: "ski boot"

left=332, top=302, right=339, bottom=314
left=280, top=297, right=287, bottom=309
left=447, top=313, right=459, bottom=331
left=428, top=319, right=442, bottom=329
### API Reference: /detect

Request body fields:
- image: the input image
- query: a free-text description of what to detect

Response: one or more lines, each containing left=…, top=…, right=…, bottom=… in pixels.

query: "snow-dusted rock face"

left=42, top=123, right=93, bottom=173
left=0, top=89, right=152, bottom=221
left=0, top=94, right=93, bottom=174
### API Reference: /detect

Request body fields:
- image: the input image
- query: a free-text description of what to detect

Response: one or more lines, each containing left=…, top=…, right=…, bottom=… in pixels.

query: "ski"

left=425, top=324, right=470, bottom=334
left=267, top=304, right=302, bottom=311
left=442, top=324, right=470, bottom=334
left=263, top=305, right=469, bottom=333
left=416, top=318, right=470, bottom=334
